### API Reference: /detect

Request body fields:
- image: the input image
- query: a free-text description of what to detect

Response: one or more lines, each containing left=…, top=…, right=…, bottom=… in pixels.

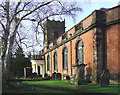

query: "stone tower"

left=43, top=19, right=65, bottom=46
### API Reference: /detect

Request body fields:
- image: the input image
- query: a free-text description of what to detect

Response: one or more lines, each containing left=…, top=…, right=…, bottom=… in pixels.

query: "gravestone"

left=62, top=74, right=66, bottom=80
left=77, top=64, right=87, bottom=85
left=32, top=72, right=37, bottom=77
left=66, top=75, right=70, bottom=80
left=44, top=73, right=48, bottom=78
left=37, top=74, right=42, bottom=78
left=56, top=73, right=61, bottom=80
left=100, top=70, right=110, bottom=87
left=44, top=73, right=51, bottom=79
left=52, top=72, right=56, bottom=80
left=70, top=75, right=75, bottom=85
left=24, top=67, right=32, bottom=78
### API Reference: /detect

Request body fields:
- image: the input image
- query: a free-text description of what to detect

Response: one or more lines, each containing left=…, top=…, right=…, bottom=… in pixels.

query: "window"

left=62, top=47, right=68, bottom=69
left=47, top=55, right=50, bottom=71
left=62, top=33, right=67, bottom=40
left=54, top=52, right=57, bottom=71
left=76, top=40, right=83, bottom=64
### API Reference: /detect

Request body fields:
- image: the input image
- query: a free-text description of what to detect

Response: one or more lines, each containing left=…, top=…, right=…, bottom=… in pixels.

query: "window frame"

left=54, top=52, right=57, bottom=71
left=76, top=40, right=84, bottom=64
left=62, top=47, right=68, bottom=70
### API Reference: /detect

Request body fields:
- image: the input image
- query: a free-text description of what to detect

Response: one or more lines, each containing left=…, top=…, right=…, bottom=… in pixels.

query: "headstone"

left=70, top=75, right=75, bottom=85
left=52, top=72, right=56, bottom=80
left=37, top=74, right=42, bottom=78
left=66, top=75, right=70, bottom=80
left=32, top=72, right=37, bottom=77
left=44, top=73, right=51, bottom=79
left=100, top=70, right=110, bottom=87
left=24, top=67, right=32, bottom=78
left=44, top=73, right=48, bottom=78
left=77, top=64, right=87, bottom=85
left=56, top=73, right=61, bottom=80
left=62, top=74, right=66, bottom=80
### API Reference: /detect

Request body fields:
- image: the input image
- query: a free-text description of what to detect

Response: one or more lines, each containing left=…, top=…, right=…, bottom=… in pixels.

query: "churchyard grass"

left=22, top=80, right=119, bottom=94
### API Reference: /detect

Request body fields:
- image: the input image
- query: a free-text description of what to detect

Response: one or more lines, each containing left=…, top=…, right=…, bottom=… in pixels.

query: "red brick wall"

left=45, top=29, right=94, bottom=76
left=83, top=15, right=92, bottom=29
left=107, top=24, right=119, bottom=74
left=80, top=30, right=94, bottom=75
left=43, top=5, right=120, bottom=79
left=106, top=6, right=119, bottom=23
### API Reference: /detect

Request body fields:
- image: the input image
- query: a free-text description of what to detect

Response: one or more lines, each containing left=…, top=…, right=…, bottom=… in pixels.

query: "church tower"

left=43, top=19, right=65, bottom=46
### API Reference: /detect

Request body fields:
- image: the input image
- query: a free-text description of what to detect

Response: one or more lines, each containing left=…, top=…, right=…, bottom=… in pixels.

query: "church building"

left=38, top=5, right=119, bottom=83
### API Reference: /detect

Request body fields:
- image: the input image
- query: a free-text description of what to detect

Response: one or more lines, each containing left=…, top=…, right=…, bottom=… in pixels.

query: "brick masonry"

left=40, top=5, right=120, bottom=82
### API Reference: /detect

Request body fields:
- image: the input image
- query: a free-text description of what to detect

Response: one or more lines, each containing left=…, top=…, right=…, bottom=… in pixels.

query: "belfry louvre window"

left=47, top=55, right=50, bottom=71
left=62, top=47, right=68, bottom=69
left=54, top=52, right=57, bottom=71
left=76, top=40, right=83, bottom=64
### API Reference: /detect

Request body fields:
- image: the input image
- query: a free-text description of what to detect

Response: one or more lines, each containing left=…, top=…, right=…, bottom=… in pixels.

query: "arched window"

left=62, top=47, right=68, bottom=69
left=76, top=40, right=83, bottom=64
left=47, top=55, right=50, bottom=71
left=54, top=52, right=57, bottom=71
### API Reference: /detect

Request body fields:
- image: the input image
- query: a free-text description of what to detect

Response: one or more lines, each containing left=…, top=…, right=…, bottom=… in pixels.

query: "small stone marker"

left=56, top=73, right=61, bottom=80
left=100, top=70, right=110, bottom=87
left=52, top=72, right=56, bottom=80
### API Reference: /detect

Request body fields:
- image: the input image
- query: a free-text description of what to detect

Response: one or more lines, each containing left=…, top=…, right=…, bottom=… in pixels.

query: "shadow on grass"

left=2, top=80, right=119, bottom=95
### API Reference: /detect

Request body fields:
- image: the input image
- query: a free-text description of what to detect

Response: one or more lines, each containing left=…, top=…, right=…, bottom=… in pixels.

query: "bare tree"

left=0, top=0, right=82, bottom=79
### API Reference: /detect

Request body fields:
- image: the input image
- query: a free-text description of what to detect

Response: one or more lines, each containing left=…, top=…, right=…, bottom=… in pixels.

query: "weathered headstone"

left=77, top=64, right=87, bottom=85
left=70, top=75, right=75, bottom=85
left=44, top=73, right=48, bottom=78
left=52, top=72, right=56, bottom=80
left=24, top=67, right=32, bottom=78
left=100, top=70, right=110, bottom=87
left=62, top=74, right=66, bottom=80
left=56, top=73, right=61, bottom=80
left=32, top=72, right=37, bottom=77
left=66, top=75, right=70, bottom=80
left=37, top=74, right=42, bottom=78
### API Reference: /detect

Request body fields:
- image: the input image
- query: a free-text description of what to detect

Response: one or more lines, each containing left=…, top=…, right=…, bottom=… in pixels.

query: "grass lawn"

left=5, top=86, right=69, bottom=94
left=4, top=81, right=69, bottom=94
left=22, top=80, right=119, bottom=94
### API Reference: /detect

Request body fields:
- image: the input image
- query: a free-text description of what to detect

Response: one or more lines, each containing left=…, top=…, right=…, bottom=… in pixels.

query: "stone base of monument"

left=72, top=63, right=87, bottom=85
left=100, top=70, right=110, bottom=87
left=78, top=80, right=87, bottom=85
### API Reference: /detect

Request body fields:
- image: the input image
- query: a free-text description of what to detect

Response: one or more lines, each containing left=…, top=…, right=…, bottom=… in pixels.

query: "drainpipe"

left=70, top=34, right=72, bottom=76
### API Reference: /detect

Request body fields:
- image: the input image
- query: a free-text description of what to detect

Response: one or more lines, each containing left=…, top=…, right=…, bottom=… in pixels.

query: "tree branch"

left=0, top=21, right=6, bottom=32
left=22, top=0, right=33, bottom=10
left=20, top=0, right=54, bottom=21
left=0, top=4, right=6, bottom=10
left=14, top=0, right=22, bottom=13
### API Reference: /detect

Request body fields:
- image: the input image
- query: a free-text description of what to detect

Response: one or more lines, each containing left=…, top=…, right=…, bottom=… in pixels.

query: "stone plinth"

left=77, top=64, right=87, bottom=85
